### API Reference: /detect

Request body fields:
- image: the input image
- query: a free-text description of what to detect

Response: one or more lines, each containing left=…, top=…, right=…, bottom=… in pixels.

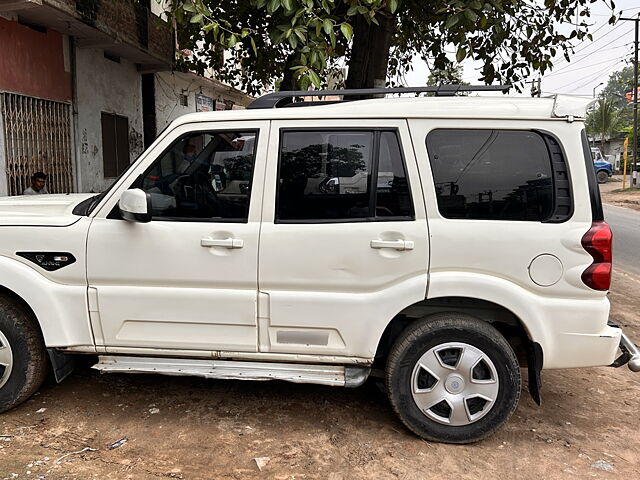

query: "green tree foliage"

left=601, top=62, right=636, bottom=100
left=426, top=64, right=468, bottom=86
left=599, top=61, right=638, bottom=128
left=586, top=59, right=638, bottom=154
left=586, top=97, right=624, bottom=154
left=168, top=0, right=617, bottom=94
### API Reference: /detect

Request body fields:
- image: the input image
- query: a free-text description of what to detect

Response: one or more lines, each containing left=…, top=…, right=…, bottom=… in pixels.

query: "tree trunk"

left=280, top=53, right=299, bottom=91
left=345, top=13, right=394, bottom=93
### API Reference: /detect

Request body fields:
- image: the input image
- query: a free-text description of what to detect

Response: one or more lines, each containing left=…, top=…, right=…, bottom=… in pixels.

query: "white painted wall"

left=75, top=47, right=143, bottom=193
left=150, top=0, right=170, bottom=20
left=154, top=71, right=195, bottom=130
left=154, top=71, right=252, bottom=130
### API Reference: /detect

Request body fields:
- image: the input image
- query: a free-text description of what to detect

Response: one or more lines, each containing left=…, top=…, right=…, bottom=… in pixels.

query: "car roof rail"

left=247, top=84, right=511, bottom=109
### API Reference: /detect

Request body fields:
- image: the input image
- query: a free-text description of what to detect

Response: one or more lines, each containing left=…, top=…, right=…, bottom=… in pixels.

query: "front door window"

left=141, top=131, right=258, bottom=222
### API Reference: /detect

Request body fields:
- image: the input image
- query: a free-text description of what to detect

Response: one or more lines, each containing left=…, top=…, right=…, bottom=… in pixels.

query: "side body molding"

left=0, top=256, right=93, bottom=348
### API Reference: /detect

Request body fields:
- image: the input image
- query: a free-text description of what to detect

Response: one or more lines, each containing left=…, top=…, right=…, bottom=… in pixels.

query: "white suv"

left=0, top=86, right=638, bottom=444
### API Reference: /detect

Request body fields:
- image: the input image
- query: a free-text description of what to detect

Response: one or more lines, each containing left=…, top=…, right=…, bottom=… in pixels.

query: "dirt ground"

left=599, top=177, right=640, bottom=212
left=1, top=255, right=640, bottom=479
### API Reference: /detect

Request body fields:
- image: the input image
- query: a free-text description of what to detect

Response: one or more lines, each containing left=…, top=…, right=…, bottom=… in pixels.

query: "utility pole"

left=527, top=78, right=542, bottom=98
left=621, top=15, right=639, bottom=187
left=537, top=77, right=541, bottom=98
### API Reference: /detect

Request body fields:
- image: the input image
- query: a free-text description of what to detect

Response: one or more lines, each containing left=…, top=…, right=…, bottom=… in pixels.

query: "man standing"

left=23, top=172, right=48, bottom=195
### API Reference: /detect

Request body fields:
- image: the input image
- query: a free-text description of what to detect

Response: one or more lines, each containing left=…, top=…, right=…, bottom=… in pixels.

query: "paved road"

left=604, top=204, right=640, bottom=276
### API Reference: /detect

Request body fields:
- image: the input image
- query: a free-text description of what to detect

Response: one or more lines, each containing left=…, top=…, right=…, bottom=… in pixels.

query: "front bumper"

left=610, top=324, right=640, bottom=372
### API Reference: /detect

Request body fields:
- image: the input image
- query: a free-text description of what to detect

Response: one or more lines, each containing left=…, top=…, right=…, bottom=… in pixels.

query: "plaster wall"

left=154, top=71, right=252, bottom=130
left=75, top=47, right=143, bottom=193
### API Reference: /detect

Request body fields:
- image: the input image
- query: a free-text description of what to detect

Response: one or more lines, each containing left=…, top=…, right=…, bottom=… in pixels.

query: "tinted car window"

left=426, top=129, right=553, bottom=221
left=277, top=131, right=374, bottom=221
left=142, top=131, right=257, bottom=221
left=376, top=131, right=413, bottom=218
left=277, top=130, right=414, bottom=222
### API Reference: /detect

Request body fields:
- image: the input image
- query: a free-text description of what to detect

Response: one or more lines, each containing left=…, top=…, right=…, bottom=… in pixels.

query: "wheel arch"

left=0, top=285, right=39, bottom=327
left=0, top=283, right=85, bottom=384
left=374, top=296, right=533, bottom=366
left=0, top=256, right=93, bottom=348
left=374, top=294, right=544, bottom=404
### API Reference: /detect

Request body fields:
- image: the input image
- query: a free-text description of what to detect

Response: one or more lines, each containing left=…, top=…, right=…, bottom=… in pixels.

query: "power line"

left=548, top=25, right=633, bottom=74
left=589, top=6, right=640, bottom=17
left=461, top=45, right=629, bottom=82
left=462, top=11, right=635, bottom=86
left=546, top=53, right=630, bottom=78
left=539, top=91, right=600, bottom=97
left=553, top=60, right=621, bottom=91
left=546, top=8, right=640, bottom=69
left=554, top=58, right=624, bottom=91
left=552, top=23, right=621, bottom=66
left=569, top=41, right=633, bottom=58
left=564, top=62, right=623, bottom=92
left=544, top=44, right=632, bottom=78
left=574, top=25, right=633, bottom=55
left=565, top=62, right=624, bottom=93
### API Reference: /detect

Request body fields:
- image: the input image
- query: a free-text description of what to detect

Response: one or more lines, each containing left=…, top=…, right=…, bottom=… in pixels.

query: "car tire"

left=386, top=313, right=521, bottom=444
left=0, top=294, right=48, bottom=413
left=596, top=170, right=609, bottom=184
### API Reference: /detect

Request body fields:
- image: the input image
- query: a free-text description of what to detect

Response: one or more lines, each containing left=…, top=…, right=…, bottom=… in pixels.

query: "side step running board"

left=93, top=356, right=370, bottom=388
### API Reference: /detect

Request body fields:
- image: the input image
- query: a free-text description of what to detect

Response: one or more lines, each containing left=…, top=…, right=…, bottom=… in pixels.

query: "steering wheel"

left=172, top=172, right=222, bottom=217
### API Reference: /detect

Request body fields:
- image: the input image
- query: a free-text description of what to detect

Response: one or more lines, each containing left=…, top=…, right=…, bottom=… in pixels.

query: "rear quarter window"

left=426, top=129, right=569, bottom=222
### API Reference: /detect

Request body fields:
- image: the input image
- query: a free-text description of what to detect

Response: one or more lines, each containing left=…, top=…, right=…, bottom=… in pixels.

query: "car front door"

left=87, top=121, right=269, bottom=353
left=257, top=119, right=429, bottom=360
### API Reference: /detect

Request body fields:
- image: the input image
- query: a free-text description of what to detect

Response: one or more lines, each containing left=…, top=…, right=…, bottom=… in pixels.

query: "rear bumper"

left=550, top=324, right=621, bottom=369
left=610, top=324, right=640, bottom=372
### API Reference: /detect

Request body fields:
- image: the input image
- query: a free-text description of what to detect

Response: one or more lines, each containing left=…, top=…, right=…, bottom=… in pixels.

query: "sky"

left=404, top=1, right=640, bottom=97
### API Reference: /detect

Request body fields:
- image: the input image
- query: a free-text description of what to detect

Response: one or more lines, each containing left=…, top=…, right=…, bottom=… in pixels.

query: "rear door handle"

left=201, top=237, right=244, bottom=249
left=370, top=239, right=414, bottom=251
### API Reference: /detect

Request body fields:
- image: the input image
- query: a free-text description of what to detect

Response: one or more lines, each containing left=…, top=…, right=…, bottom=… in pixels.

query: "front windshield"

left=590, top=149, right=604, bottom=163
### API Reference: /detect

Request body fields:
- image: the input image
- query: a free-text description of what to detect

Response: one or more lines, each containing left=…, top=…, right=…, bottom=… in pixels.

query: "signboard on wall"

left=215, top=100, right=226, bottom=111
left=195, top=93, right=214, bottom=112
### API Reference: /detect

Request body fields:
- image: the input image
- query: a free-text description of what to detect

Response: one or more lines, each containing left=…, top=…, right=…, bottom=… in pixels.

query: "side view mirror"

left=319, top=176, right=340, bottom=194
left=119, top=189, right=152, bottom=223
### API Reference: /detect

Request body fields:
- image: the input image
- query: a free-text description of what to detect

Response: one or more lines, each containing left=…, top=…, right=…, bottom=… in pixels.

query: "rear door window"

left=426, top=129, right=554, bottom=221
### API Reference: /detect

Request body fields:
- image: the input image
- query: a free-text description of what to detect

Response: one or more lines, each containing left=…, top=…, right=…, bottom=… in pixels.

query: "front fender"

left=0, top=256, right=93, bottom=348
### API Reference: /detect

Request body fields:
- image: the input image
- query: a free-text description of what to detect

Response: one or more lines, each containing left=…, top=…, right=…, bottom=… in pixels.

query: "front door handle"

left=201, top=237, right=244, bottom=249
left=370, top=239, right=414, bottom=251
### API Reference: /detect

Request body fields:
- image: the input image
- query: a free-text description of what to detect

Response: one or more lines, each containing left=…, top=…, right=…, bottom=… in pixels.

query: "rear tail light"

left=581, top=221, right=612, bottom=291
